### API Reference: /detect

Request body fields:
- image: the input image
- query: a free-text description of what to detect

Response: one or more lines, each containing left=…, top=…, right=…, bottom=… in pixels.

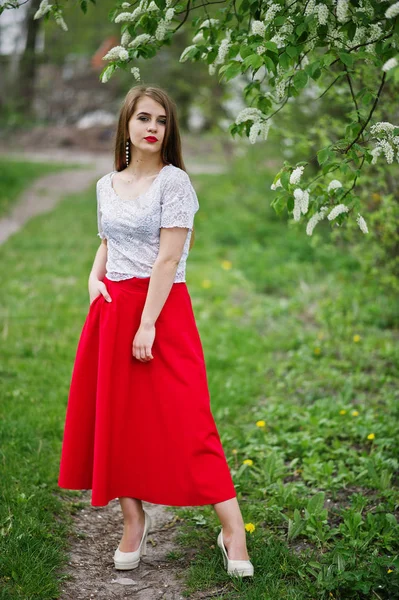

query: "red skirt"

left=58, top=275, right=237, bottom=507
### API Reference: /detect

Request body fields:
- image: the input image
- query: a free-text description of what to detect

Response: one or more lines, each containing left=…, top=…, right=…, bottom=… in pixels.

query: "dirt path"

left=1, top=149, right=228, bottom=600
left=59, top=492, right=188, bottom=600
left=0, top=149, right=226, bottom=245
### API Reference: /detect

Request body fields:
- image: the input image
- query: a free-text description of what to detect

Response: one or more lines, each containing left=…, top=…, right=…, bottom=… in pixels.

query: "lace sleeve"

left=96, top=181, right=105, bottom=240
left=160, top=169, right=199, bottom=230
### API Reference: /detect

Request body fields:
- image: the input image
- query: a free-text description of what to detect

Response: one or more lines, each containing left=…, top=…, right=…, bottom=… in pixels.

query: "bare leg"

left=212, top=497, right=250, bottom=560
left=118, top=497, right=146, bottom=552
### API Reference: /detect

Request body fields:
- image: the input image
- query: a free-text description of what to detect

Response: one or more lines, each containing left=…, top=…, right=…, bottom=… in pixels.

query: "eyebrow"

left=137, top=111, right=167, bottom=118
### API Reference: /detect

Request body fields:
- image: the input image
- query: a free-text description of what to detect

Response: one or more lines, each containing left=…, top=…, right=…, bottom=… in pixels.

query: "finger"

left=100, top=283, right=112, bottom=303
left=140, top=347, right=146, bottom=360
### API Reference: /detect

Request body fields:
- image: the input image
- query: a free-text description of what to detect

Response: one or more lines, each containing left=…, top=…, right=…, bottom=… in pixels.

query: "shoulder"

left=163, top=164, right=195, bottom=188
left=96, top=171, right=114, bottom=190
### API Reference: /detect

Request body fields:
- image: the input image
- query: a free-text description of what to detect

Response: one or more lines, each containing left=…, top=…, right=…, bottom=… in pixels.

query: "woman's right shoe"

left=217, top=528, right=254, bottom=577
left=113, top=509, right=152, bottom=570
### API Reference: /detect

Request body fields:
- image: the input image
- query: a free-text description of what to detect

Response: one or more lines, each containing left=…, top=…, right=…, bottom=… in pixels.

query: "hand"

left=88, top=278, right=112, bottom=305
left=132, top=323, right=155, bottom=362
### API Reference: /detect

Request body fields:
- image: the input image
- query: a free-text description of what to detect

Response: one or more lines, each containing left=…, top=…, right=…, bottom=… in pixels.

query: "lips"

left=144, top=136, right=158, bottom=142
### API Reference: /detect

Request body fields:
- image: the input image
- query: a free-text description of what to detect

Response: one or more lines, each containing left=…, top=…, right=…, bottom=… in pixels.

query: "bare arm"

left=88, top=239, right=112, bottom=303
left=132, top=227, right=190, bottom=361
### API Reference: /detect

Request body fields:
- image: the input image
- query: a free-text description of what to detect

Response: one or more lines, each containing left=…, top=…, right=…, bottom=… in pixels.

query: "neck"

left=125, top=155, right=165, bottom=178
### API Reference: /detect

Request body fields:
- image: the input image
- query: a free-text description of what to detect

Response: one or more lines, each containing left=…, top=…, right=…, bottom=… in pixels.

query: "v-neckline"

left=109, top=164, right=171, bottom=202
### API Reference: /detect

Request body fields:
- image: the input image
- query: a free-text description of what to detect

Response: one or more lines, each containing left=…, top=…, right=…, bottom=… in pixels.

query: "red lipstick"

left=144, top=136, right=158, bottom=143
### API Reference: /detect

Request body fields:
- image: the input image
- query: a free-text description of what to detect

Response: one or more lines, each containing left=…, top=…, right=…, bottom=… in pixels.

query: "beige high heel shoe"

left=113, top=509, right=152, bottom=570
left=217, top=528, right=254, bottom=577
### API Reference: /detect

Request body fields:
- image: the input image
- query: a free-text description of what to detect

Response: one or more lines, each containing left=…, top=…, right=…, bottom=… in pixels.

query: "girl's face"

left=127, top=96, right=167, bottom=159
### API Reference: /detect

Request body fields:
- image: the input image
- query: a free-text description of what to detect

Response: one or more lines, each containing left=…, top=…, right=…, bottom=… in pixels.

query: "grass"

left=0, top=158, right=84, bottom=217
left=0, top=142, right=398, bottom=599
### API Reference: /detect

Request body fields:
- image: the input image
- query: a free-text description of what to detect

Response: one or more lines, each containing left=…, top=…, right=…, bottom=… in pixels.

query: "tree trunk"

left=16, top=0, right=42, bottom=118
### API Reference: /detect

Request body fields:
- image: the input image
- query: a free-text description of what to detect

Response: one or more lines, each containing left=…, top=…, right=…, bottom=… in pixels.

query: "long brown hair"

left=113, top=85, right=196, bottom=250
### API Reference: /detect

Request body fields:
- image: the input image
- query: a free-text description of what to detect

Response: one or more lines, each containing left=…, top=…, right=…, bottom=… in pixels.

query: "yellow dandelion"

left=256, top=420, right=266, bottom=428
left=221, top=260, right=232, bottom=270
left=353, top=334, right=361, bottom=342
left=201, top=279, right=212, bottom=289
left=314, top=347, right=321, bottom=355
left=367, top=433, right=375, bottom=440
left=351, top=410, right=359, bottom=417
left=387, top=568, right=393, bottom=573
left=339, top=409, right=347, bottom=415
left=244, top=522, right=255, bottom=533
left=243, top=459, right=253, bottom=466
left=232, top=448, right=238, bottom=454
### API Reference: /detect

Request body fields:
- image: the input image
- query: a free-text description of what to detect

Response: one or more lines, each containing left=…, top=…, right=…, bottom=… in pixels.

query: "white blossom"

left=131, top=67, right=141, bottom=81
left=306, top=206, right=328, bottom=235
left=215, top=38, right=231, bottom=64
left=356, top=213, right=369, bottom=234
left=370, top=121, right=397, bottom=136
left=260, top=120, right=271, bottom=141
left=290, top=165, right=305, bottom=185
left=34, top=0, right=52, bottom=19
left=271, top=178, right=282, bottom=190
left=304, top=0, right=316, bottom=16
left=121, top=2, right=131, bottom=7
left=54, top=12, right=68, bottom=31
left=199, top=18, right=219, bottom=29
left=209, top=63, right=217, bottom=76
left=235, top=107, right=265, bottom=124
left=118, top=48, right=129, bottom=61
left=115, top=12, right=136, bottom=23
left=192, top=31, right=205, bottom=44
left=103, top=45, right=128, bottom=61
left=155, top=20, right=167, bottom=41
left=179, top=45, right=197, bottom=63
left=317, top=3, right=329, bottom=25
left=300, top=189, right=310, bottom=214
left=293, top=195, right=302, bottom=221
left=165, top=8, right=175, bottom=21
left=265, top=3, right=282, bottom=22
left=249, top=122, right=262, bottom=144
left=257, top=45, right=266, bottom=55
left=129, top=34, right=152, bottom=48
left=251, top=20, right=266, bottom=37
left=121, top=31, right=132, bottom=46
left=327, top=179, right=342, bottom=192
left=385, top=2, right=399, bottom=19
left=336, top=0, right=349, bottom=23
left=147, top=2, right=158, bottom=11
left=382, top=57, right=398, bottom=72
left=379, top=140, right=394, bottom=163
left=101, top=69, right=113, bottom=83
left=327, top=203, right=349, bottom=220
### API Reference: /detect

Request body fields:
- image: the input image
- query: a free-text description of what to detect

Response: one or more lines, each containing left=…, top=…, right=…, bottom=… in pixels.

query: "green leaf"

left=280, top=52, right=290, bottom=70
left=281, top=171, right=291, bottom=190
left=242, top=54, right=264, bottom=70
left=307, top=491, right=325, bottom=515
left=317, top=148, right=331, bottom=166
left=286, top=46, right=298, bottom=59
left=220, top=60, right=242, bottom=82
left=293, top=70, right=308, bottom=90
left=264, top=41, right=278, bottom=54
left=338, top=52, right=354, bottom=67
left=240, top=44, right=253, bottom=59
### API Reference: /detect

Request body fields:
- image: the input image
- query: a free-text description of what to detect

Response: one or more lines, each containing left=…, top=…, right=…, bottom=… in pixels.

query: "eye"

left=138, top=116, right=166, bottom=124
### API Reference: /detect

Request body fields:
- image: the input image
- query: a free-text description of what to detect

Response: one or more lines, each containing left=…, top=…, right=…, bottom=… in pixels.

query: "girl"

left=58, top=85, right=254, bottom=578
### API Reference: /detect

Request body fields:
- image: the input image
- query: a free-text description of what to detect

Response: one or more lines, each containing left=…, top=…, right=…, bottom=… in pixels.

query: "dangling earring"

left=125, top=140, right=130, bottom=166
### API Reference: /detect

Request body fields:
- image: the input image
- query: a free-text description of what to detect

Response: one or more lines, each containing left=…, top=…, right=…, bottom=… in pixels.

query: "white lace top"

left=96, top=164, right=200, bottom=283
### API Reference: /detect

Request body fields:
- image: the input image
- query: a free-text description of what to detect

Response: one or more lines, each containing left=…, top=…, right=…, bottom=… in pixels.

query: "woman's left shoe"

left=113, top=509, right=152, bottom=570
left=217, top=528, right=254, bottom=577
